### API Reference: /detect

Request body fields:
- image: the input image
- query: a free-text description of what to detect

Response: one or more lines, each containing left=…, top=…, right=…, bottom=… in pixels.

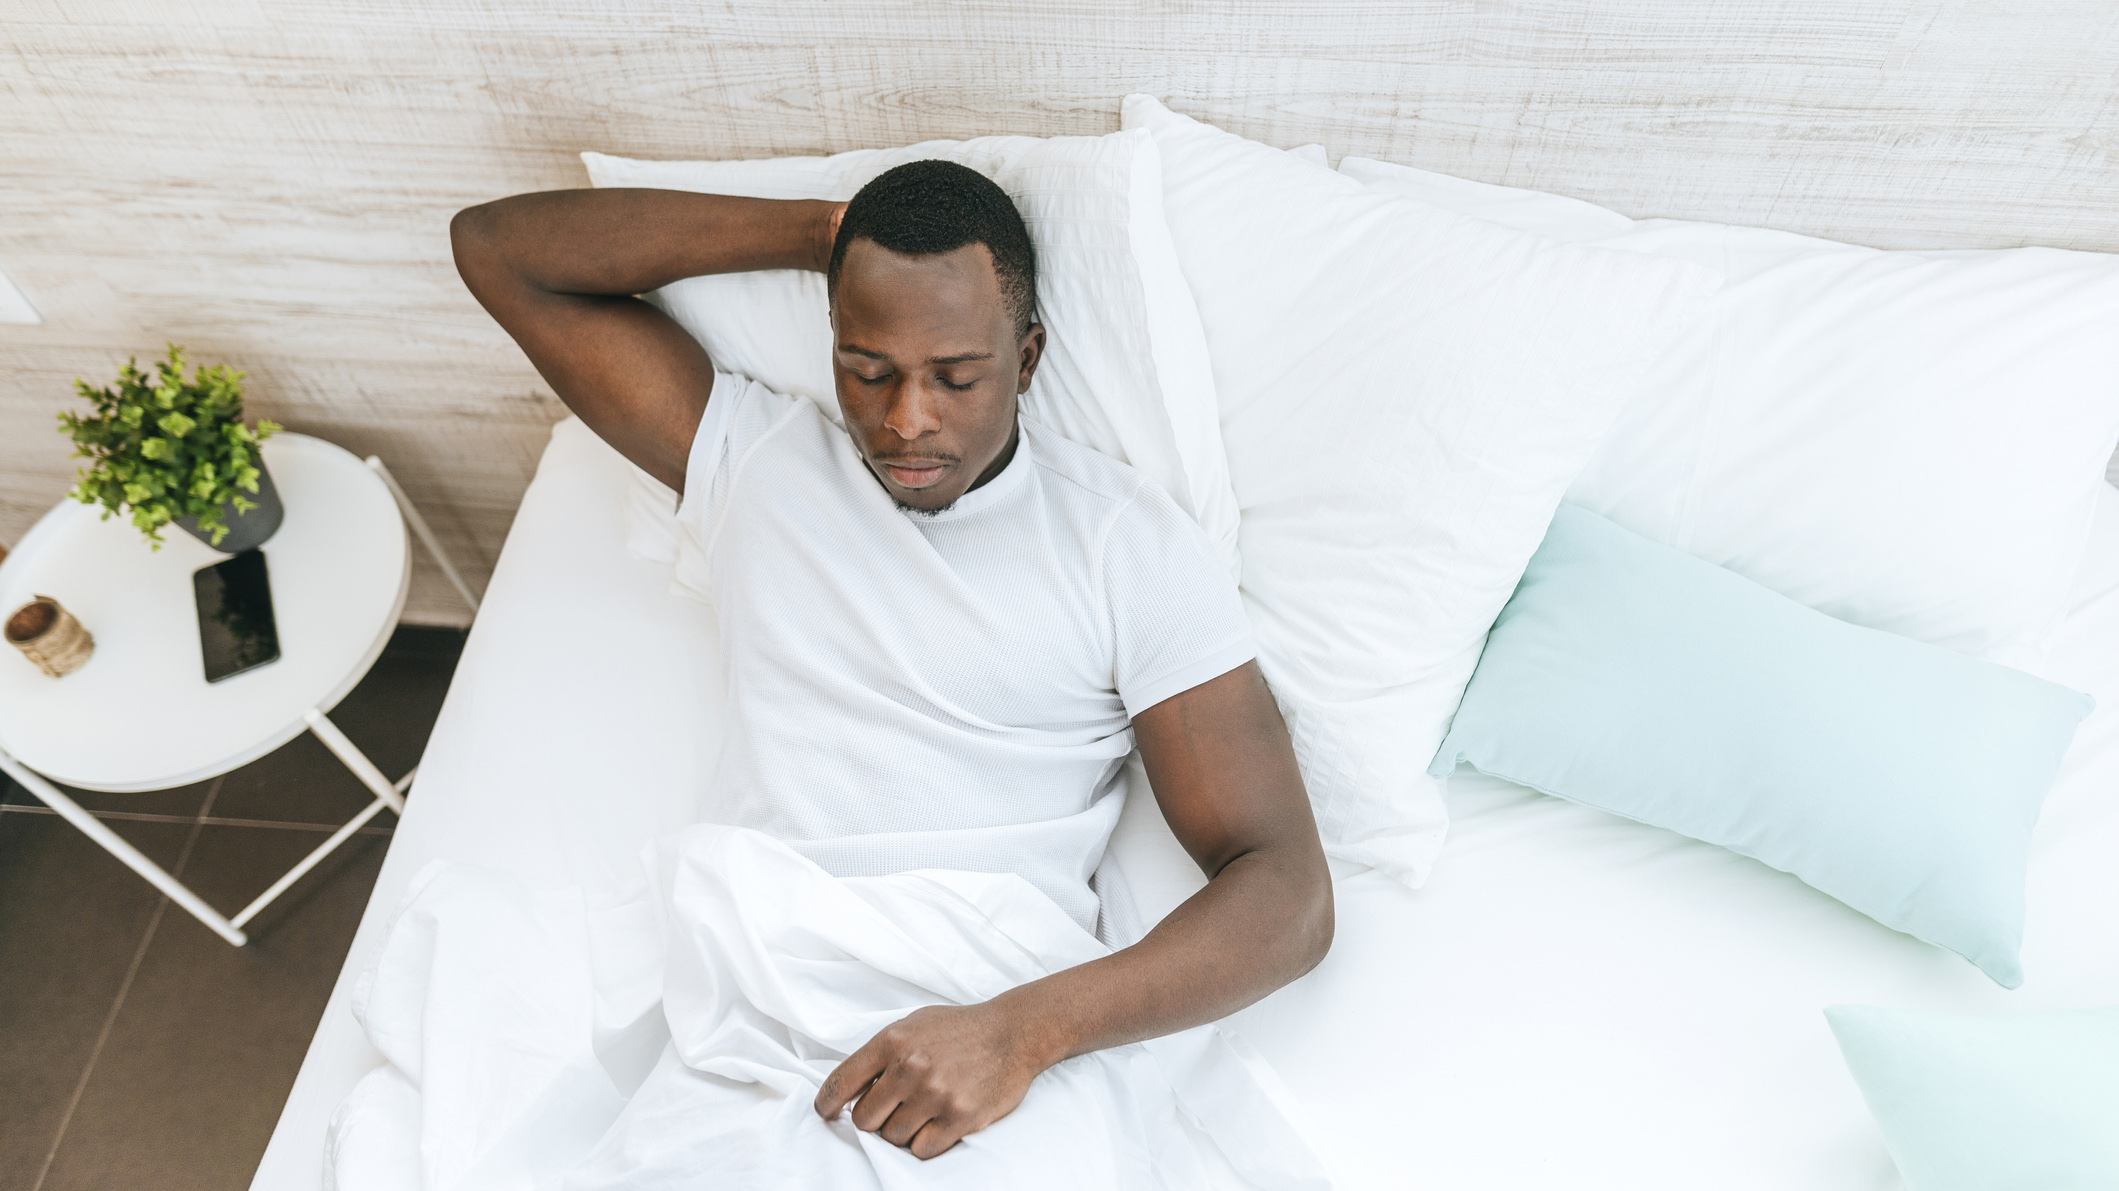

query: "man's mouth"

left=879, top=460, right=951, bottom=489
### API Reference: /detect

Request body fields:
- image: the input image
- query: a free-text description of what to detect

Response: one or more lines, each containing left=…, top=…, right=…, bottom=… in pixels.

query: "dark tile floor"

left=0, top=626, right=464, bottom=1191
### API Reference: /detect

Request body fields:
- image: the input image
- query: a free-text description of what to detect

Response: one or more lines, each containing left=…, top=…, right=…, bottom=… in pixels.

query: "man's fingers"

left=876, top=1098, right=933, bottom=1148
left=814, top=1044, right=887, bottom=1120
left=908, top=1118, right=966, bottom=1161
left=848, top=1064, right=913, bottom=1134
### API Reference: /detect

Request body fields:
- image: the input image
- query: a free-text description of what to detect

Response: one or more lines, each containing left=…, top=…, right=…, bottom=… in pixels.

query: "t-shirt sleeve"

left=676, top=369, right=810, bottom=546
left=1104, top=482, right=1258, bottom=719
left=668, top=370, right=813, bottom=601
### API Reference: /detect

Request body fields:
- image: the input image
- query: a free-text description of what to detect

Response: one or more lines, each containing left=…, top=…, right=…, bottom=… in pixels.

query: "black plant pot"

left=176, top=461, right=285, bottom=554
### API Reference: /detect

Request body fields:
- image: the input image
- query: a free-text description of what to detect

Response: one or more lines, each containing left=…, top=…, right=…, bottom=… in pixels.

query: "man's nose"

left=882, top=383, right=943, bottom=440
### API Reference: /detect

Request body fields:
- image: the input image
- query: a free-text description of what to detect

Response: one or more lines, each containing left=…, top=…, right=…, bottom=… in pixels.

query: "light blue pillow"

left=1429, top=504, right=2093, bottom=987
left=1826, top=1003, right=2119, bottom=1188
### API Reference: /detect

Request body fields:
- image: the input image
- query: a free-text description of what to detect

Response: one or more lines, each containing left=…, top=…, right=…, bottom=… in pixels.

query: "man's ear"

left=1016, top=322, right=1047, bottom=395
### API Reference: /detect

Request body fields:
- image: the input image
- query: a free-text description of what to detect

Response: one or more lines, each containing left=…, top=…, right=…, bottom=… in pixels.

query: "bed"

left=252, top=408, right=2119, bottom=1190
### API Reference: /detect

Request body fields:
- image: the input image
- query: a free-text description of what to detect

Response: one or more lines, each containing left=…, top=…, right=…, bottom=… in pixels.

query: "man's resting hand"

left=812, top=662, right=1331, bottom=1162
left=814, top=1002, right=1050, bottom=1159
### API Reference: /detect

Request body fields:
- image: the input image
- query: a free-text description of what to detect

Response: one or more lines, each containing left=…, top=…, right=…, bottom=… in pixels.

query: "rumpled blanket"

left=325, top=824, right=1333, bottom=1190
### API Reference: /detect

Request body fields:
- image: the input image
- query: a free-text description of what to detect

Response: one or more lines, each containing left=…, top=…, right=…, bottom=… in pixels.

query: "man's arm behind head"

left=449, top=189, right=842, bottom=490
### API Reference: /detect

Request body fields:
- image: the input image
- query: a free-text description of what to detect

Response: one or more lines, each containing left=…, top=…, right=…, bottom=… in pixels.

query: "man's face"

left=830, top=238, right=1044, bottom=512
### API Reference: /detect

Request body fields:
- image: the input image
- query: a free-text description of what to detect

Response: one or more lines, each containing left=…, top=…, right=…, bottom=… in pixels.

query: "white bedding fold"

left=326, top=825, right=1330, bottom=1191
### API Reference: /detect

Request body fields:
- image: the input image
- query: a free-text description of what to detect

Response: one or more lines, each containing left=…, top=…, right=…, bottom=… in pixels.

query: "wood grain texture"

left=4, top=1, right=2116, bottom=621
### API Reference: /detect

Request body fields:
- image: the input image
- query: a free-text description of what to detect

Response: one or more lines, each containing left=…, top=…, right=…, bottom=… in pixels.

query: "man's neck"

left=963, top=416, right=1022, bottom=496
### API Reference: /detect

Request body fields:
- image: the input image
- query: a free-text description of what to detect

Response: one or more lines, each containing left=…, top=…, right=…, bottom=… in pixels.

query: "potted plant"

left=59, top=343, right=284, bottom=552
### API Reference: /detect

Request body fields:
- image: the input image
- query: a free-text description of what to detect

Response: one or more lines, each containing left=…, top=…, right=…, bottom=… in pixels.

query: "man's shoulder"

left=1021, top=418, right=1154, bottom=512
left=718, top=370, right=830, bottom=433
left=710, top=372, right=851, bottom=476
left=1021, top=419, right=1222, bottom=572
left=686, top=372, right=852, bottom=535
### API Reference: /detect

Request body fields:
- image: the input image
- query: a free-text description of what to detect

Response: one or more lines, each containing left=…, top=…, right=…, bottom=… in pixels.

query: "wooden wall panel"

left=4, top=1, right=2115, bottom=622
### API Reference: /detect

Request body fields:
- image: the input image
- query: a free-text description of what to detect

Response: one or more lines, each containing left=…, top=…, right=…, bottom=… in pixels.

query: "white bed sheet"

left=254, top=418, right=2119, bottom=1191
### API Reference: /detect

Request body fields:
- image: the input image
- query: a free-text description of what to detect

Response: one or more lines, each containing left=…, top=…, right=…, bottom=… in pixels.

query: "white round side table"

left=0, top=433, right=479, bottom=945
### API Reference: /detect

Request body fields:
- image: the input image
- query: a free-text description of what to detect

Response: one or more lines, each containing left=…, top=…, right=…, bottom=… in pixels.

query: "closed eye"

left=938, top=376, right=978, bottom=392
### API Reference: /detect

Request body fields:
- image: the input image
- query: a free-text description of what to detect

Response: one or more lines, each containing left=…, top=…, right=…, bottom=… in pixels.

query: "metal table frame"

left=0, top=456, right=478, bottom=947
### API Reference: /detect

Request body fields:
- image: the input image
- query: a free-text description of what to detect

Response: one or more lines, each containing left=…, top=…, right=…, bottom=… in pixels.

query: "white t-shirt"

left=678, top=372, right=1255, bottom=933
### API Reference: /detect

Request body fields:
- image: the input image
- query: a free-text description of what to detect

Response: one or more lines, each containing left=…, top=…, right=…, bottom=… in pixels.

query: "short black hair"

left=828, top=159, right=1037, bottom=337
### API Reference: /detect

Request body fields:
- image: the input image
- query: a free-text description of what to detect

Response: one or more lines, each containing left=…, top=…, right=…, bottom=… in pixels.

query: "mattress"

left=253, top=417, right=2119, bottom=1190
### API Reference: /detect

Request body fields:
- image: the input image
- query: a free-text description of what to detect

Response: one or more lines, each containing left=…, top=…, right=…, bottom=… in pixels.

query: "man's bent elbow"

left=449, top=204, right=497, bottom=266
left=1294, top=874, right=1335, bottom=979
left=1261, top=850, right=1333, bottom=985
left=449, top=203, right=520, bottom=301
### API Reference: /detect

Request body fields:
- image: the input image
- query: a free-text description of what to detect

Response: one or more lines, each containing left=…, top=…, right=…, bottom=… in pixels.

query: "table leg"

left=365, top=455, right=481, bottom=614
left=230, top=767, right=413, bottom=930
left=303, top=709, right=406, bottom=814
left=0, top=745, right=248, bottom=947
left=225, top=712, right=415, bottom=930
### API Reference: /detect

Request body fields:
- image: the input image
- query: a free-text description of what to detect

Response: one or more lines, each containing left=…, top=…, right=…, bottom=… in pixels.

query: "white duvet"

left=258, top=421, right=2119, bottom=1191
left=324, top=823, right=1331, bottom=1191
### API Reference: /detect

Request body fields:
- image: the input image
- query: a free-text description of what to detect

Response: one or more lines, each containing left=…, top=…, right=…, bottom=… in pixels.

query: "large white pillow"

left=1119, top=95, right=1720, bottom=885
left=1339, top=155, right=2119, bottom=673
left=580, top=131, right=1240, bottom=584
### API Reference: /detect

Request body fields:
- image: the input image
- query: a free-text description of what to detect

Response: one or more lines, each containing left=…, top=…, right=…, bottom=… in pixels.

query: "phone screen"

left=193, top=549, right=281, bottom=683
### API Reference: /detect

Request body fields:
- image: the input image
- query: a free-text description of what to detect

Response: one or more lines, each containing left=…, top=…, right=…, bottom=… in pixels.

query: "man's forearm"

left=995, top=840, right=1333, bottom=1068
left=451, top=188, right=841, bottom=295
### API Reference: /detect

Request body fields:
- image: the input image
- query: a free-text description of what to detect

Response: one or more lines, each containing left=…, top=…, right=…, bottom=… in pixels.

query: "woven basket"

left=6, top=595, right=95, bottom=678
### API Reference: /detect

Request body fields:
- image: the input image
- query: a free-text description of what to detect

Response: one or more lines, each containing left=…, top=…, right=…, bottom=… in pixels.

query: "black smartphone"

left=193, top=549, right=281, bottom=683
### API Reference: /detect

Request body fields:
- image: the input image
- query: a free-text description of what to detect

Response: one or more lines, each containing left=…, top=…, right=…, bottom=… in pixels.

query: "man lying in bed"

left=449, top=161, right=1332, bottom=1162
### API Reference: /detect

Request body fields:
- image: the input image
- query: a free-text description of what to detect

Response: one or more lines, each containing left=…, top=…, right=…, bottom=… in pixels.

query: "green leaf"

left=57, top=341, right=278, bottom=548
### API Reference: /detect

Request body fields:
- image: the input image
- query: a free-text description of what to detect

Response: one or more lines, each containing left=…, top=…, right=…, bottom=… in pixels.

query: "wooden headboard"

left=6, top=2, right=2115, bottom=622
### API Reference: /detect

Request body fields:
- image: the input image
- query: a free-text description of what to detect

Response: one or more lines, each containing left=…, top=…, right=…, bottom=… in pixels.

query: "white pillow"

left=1338, top=155, right=2119, bottom=673
left=1120, top=95, right=1720, bottom=885
left=580, top=132, right=1240, bottom=596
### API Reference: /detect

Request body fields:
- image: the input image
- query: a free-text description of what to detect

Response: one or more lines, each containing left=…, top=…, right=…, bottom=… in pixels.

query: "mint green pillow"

left=1827, top=1004, right=2119, bottom=1188
left=1429, top=504, right=2093, bottom=987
